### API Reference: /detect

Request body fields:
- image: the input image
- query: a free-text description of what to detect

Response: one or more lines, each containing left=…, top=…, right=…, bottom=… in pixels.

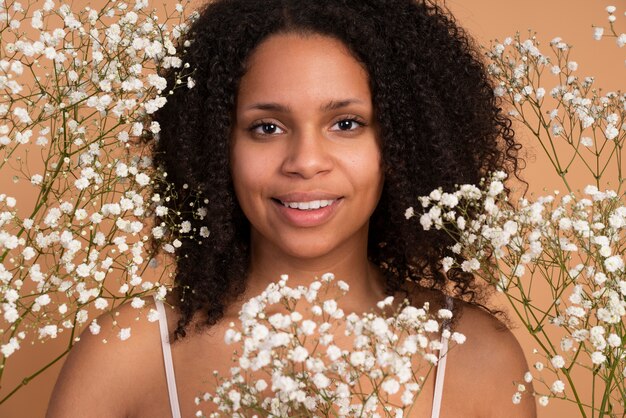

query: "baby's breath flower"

left=118, top=327, right=131, bottom=341
left=441, top=256, right=454, bottom=272
left=460, top=258, right=480, bottom=272
left=551, top=355, right=565, bottom=369
left=313, top=372, right=331, bottom=389
left=38, top=325, right=58, bottom=339
left=131, top=297, right=145, bottom=309
left=523, top=371, right=533, bottom=383
left=580, top=136, right=593, bottom=147
left=551, top=380, right=565, bottom=394
left=1, top=338, right=21, bottom=357
left=94, top=297, right=108, bottom=310
left=450, top=332, right=466, bottom=344
left=604, top=125, right=619, bottom=141
left=591, top=351, right=607, bottom=365
left=604, top=255, right=624, bottom=272
left=381, top=378, right=400, bottom=395
left=593, top=27, right=605, bottom=40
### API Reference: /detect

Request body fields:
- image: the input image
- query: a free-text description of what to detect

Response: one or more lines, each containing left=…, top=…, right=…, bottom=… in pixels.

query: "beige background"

left=0, top=0, right=623, bottom=417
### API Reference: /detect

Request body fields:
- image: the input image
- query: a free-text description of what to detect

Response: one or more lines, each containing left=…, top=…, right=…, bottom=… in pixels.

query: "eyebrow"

left=244, top=99, right=365, bottom=112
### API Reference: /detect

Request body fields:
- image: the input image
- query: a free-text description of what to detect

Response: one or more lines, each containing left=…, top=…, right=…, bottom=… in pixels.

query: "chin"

left=281, top=242, right=337, bottom=260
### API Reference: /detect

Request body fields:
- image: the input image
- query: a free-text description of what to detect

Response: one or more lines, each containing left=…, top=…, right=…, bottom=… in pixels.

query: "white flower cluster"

left=455, top=8, right=625, bottom=415
left=196, top=273, right=464, bottom=417
left=412, top=171, right=626, bottom=411
left=0, top=0, right=199, bottom=372
left=592, top=5, right=626, bottom=47
left=487, top=34, right=625, bottom=149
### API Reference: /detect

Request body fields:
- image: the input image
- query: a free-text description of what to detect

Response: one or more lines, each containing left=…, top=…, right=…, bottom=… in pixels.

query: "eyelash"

left=331, top=117, right=366, bottom=132
left=248, top=117, right=367, bottom=136
left=248, top=121, right=284, bottom=136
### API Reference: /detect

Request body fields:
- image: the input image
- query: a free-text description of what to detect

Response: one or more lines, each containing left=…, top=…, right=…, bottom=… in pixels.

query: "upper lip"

left=273, top=192, right=343, bottom=203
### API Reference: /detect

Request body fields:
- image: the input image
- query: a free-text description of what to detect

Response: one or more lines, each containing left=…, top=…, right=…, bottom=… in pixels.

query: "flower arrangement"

left=0, top=0, right=198, bottom=402
left=196, top=273, right=465, bottom=418
left=408, top=171, right=625, bottom=415
left=403, top=5, right=625, bottom=416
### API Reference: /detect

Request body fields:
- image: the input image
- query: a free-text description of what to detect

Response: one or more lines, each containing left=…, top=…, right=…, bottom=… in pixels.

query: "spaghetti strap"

left=153, top=295, right=182, bottom=418
left=431, top=295, right=454, bottom=418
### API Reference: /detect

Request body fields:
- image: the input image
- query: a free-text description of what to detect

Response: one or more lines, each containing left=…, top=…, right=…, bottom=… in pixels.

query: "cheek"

left=348, top=145, right=383, bottom=196
left=230, top=145, right=271, bottom=207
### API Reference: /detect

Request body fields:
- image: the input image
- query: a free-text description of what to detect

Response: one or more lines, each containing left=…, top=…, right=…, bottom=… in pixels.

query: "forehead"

left=237, top=33, right=371, bottom=106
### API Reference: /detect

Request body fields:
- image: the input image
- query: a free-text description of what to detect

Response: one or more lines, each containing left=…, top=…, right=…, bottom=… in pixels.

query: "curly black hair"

left=149, top=0, right=525, bottom=341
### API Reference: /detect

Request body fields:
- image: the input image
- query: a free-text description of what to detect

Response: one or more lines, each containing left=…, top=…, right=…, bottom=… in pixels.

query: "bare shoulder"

left=447, top=299, right=537, bottom=418
left=46, top=296, right=164, bottom=418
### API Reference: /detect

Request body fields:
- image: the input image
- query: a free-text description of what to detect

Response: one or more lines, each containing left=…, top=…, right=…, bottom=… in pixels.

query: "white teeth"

left=282, top=199, right=335, bottom=210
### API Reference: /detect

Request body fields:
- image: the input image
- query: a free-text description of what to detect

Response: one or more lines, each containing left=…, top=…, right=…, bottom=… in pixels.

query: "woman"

left=47, top=0, right=536, bottom=416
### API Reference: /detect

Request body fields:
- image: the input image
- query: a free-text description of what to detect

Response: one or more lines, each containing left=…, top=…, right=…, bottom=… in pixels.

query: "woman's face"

left=231, top=33, right=383, bottom=260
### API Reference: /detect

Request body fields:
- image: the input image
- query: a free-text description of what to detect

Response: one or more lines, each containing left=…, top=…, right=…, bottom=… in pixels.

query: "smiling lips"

left=272, top=193, right=343, bottom=227
left=280, top=199, right=336, bottom=210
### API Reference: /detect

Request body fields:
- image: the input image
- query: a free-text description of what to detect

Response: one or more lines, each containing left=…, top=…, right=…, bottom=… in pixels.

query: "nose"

left=281, top=128, right=333, bottom=179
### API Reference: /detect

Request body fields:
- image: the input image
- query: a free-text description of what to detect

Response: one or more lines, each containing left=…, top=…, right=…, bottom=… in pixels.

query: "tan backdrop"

left=0, top=0, right=623, bottom=417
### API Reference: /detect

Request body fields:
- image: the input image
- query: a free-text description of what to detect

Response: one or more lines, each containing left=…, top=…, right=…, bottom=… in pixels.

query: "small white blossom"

left=118, top=327, right=131, bottom=341
left=451, top=332, right=466, bottom=344
left=580, top=136, right=593, bottom=147
left=39, top=325, right=58, bottom=339
left=313, top=372, right=331, bottom=389
left=593, top=27, right=604, bottom=40
left=131, top=297, right=145, bottom=309
left=591, top=351, right=607, bottom=365
left=35, top=294, right=51, bottom=306
left=461, top=258, right=480, bottom=272
left=536, top=87, right=545, bottom=100
left=551, top=355, right=565, bottom=369
left=94, top=297, right=108, bottom=310
left=441, top=256, right=454, bottom=272
left=551, top=380, right=565, bottom=394
left=135, top=173, right=150, bottom=186
left=604, top=255, right=624, bottom=272
left=148, top=308, right=159, bottom=322
left=1, top=338, right=20, bottom=357
left=381, top=378, right=400, bottom=395
left=604, top=123, right=619, bottom=141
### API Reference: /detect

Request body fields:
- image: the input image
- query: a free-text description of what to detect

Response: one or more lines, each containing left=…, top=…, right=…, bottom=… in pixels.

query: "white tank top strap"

left=431, top=294, right=454, bottom=418
left=153, top=294, right=182, bottom=418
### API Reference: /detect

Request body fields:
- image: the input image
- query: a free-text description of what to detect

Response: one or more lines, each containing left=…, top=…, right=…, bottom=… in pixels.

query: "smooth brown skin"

left=46, top=34, right=537, bottom=418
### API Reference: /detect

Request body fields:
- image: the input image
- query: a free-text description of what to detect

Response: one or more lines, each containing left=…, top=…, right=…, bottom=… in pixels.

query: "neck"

left=228, top=227, right=388, bottom=317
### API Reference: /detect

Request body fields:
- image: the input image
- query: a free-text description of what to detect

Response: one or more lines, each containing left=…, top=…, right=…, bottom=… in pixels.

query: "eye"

left=330, top=117, right=366, bottom=132
left=249, top=122, right=285, bottom=136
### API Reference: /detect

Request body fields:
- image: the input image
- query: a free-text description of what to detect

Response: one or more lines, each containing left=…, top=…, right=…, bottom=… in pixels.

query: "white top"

left=154, top=294, right=453, bottom=418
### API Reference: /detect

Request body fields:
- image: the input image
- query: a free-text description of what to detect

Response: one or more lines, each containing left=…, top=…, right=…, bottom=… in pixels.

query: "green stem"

left=0, top=346, right=71, bottom=404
